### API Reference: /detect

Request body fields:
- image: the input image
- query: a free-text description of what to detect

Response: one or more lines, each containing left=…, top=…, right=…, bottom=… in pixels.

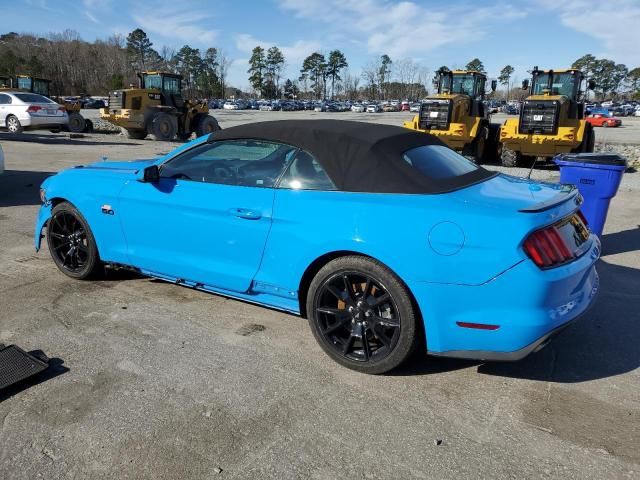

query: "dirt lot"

left=0, top=117, right=639, bottom=479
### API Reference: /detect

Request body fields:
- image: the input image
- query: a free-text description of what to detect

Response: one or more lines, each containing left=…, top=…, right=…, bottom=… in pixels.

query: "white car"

left=0, top=91, right=68, bottom=133
left=223, top=101, right=238, bottom=110
left=0, top=143, right=4, bottom=175
left=351, top=104, right=365, bottom=113
left=366, top=103, right=382, bottom=113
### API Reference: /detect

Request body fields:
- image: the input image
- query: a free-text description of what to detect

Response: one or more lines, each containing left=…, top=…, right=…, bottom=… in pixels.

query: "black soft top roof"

left=207, top=120, right=495, bottom=194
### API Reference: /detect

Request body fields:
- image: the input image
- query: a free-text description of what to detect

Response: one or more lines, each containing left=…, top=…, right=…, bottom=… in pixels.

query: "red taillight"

left=523, top=224, right=576, bottom=268
left=26, top=105, right=42, bottom=113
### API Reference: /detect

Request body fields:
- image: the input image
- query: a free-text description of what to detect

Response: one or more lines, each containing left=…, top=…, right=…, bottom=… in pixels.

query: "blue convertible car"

left=35, top=120, right=600, bottom=373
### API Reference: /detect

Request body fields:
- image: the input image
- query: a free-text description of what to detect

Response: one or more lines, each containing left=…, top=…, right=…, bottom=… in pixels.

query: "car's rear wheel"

left=601, top=122, right=608, bottom=128
left=306, top=256, right=419, bottom=374
left=6, top=115, right=23, bottom=133
left=47, top=202, right=102, bottom=280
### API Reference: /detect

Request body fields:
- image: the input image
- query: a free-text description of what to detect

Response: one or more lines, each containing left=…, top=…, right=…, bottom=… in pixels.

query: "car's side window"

left=277, top=150, right=336, bottom=191
left=0, top=94, right=12, bottom=105
left=160, top=139, right=296, bottom=188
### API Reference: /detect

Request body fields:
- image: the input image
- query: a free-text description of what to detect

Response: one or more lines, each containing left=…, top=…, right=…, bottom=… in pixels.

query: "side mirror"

left=588, top=79, right=596, bottom=90
left=521, top=79, right=529, bottom=90
left=490, top=80, right=497, bottom=92
left=138, top=165, right=159, bottom=183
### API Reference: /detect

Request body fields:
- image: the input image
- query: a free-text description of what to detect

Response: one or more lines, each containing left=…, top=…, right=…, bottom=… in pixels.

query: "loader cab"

left=139, top=72, right=184, bottom=110
left=438, top=70, right=487, bottom=100
left=529, top=68, right=582, bottom=100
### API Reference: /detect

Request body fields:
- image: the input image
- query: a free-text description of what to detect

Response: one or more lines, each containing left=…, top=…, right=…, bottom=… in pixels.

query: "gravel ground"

left=0, top=119, right=638, bottom=480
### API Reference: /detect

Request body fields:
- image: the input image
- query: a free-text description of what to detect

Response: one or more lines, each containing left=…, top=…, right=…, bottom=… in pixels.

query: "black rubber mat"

left=0, top=344, right=49, bottom=390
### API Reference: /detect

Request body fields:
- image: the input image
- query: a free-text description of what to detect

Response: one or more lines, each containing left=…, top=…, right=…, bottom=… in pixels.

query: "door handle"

left=229, top=208, right=261, bottom=220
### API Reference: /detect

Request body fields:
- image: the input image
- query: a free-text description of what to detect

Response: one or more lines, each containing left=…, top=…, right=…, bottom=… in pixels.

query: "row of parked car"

left=587, top=102, right=640, bottom=117
left=213, top=98, right=425, bottom=113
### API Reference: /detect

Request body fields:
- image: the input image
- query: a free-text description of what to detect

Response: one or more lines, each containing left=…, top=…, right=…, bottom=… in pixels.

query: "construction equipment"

left=403, top=69, right=498, bottom=163
left=498, top=67, right=596, bottom=167
left=100, top=72, right=220, bottom=141
left=1, top=75, right=89, bottom=133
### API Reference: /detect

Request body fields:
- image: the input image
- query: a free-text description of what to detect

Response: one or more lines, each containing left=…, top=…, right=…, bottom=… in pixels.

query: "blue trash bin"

left=554, top=153, right=627, bottom=236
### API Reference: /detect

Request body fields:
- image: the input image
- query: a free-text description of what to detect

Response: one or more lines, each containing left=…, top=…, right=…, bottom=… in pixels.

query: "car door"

left=0, top=93, right=11, bottom=126
left=117, top=139, right=296, bottom=293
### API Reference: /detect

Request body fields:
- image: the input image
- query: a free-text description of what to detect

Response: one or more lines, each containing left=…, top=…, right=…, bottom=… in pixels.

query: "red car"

left=400, top=102, right=410, bottom=111
left=586, top=113, right=622, bottom=127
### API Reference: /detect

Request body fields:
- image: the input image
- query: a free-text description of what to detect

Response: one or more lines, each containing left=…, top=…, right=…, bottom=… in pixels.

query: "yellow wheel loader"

left=403, top=69, right=499, bottom=163
left=498, top=67, right=596, bottom=167
left=8, top=75, right=88, bottom=133
left=100, top=72, right=220, bottom=141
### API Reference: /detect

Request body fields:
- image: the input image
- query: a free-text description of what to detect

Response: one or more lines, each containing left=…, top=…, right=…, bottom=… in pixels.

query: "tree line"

left=2, top=29, right=637, bottom=101
left=0, top=29, right=230, bottom=97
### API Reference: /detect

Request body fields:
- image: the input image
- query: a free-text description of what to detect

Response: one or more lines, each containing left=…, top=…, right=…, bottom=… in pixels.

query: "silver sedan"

left=0, top=91, right=68, bottom=133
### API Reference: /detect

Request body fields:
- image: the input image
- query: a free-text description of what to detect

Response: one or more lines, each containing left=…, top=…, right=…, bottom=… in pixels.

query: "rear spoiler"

left=518, top=185, right=582, bottom=213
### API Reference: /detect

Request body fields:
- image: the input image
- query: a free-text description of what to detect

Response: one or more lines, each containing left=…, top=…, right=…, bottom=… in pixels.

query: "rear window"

left=14, top=93, right=53, bottom=104
left=402, top=145, right=478, bottom=179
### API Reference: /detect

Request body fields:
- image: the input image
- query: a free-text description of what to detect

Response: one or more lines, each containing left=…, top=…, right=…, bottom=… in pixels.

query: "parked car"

left=0, top=91, right=68, bottom=133
left=586, top=113, right=622, bottom=127
left=83, top=99, right=106, bottom=109
left=35, top=120, right=600, bottom=374
left=223, top=101, right=238, bottom=110
left=366, top=103, right=382, bottom=113
left=409, top=102, right=421, bottom=112
left=382, top=103, right=399, bottom=112
left=351, top=104, right=365, bottom=113
left=400, top=102, right=410, bottom=111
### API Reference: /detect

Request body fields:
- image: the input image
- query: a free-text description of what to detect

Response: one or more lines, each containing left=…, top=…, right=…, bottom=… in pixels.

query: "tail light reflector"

left=26, top=105, right=42, bottom=113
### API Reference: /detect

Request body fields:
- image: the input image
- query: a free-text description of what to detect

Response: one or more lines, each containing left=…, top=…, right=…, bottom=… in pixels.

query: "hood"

left=451, top=173, right=579, bottom=213
left=81, top=158, right=156, bottom=172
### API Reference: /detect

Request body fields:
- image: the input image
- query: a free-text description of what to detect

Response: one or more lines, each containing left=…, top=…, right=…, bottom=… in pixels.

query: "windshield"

left=403, top=145, right=478, bottom=180
left=14, top=93, right=54, bottom=103
left=451, top=75, right=475, bottom=96
left=532, top=72, right=578, bottom=97
left=143, top=74, right=162, bottom=89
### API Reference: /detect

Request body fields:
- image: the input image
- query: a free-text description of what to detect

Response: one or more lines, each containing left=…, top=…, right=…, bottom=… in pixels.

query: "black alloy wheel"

left=307, top=256, right=419, bottom=374
left=47, top=202, right=101, bottom=279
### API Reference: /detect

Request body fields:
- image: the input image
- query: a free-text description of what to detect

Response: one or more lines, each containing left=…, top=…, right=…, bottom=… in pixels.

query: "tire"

left=195, top=115, right=221, bottom=137
left=575, top=123, right=595, bottom=153
left=67, top=112, right=86, bottom=133
left=83, top=119, right=94, bottom=133
left=46, top=201, right=102, bottom=280
left=601, top=122, right=608, bottom=128
left=126, top=129, right=147, bottom=140
left=306, top=256, right=420, bottom=374
left=500, top=144, right=520, bottom=167
left=473, top=126, right=488, bottom=163
left=151, top=112, right=177, bottom=141
left=482, top=124, right=501, bottom=164
left=586, top=125, right=595, bottom=152
left=6, top=115, right=23, bottom=133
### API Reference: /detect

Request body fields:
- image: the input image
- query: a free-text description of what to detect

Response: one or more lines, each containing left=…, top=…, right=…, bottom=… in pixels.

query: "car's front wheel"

left=306, top=256, right=420, bottom=374
left=47, top=202, right=102, bottom=279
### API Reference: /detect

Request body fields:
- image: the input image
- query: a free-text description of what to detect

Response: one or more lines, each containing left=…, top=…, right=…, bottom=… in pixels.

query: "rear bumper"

left=23, top=114, right=68, bottom=128
left=412, top=234, right=601, bottom=361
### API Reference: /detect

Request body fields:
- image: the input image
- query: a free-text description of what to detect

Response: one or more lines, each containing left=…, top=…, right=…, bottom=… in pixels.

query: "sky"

left=4, top=0, right=640, bottom=90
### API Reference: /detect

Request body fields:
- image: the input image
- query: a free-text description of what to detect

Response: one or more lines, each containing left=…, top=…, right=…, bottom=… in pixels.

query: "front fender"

left=34, top=203, right=53, bottom=251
